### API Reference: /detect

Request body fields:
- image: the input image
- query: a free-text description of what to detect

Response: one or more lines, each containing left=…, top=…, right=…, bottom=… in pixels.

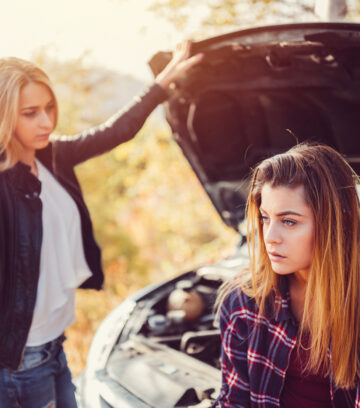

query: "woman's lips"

left=268, top=251, right=286, bottom=262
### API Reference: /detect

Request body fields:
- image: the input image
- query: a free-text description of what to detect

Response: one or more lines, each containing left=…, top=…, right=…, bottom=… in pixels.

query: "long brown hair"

left=218, top=143, right=360, bottom=389
left=0, top=57, right=58, bottom=171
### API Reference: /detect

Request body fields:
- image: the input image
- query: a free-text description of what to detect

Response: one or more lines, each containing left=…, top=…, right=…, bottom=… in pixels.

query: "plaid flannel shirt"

left=213, top=277, right=359, bottom=408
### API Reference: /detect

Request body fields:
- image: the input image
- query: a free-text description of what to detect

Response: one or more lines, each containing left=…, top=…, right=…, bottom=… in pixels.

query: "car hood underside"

left=150, top=23, right=360, bottom=229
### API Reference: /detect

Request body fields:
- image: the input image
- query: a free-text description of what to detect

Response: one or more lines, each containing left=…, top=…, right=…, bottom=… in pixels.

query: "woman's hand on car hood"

left=155, top=40, right=203, bottom=90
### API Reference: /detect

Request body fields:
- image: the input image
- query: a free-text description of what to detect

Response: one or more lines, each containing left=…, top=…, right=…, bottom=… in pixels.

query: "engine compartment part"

left=106, top=335, right=220, bottom=408
left=167, top=281, right=205, bottom=322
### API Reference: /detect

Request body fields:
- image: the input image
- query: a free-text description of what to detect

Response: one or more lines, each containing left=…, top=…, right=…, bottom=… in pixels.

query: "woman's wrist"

left=154, top=73, right=173, bottom=91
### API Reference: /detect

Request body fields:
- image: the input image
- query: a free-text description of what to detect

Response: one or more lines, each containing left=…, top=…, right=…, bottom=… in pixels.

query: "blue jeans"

left=0, top=334, right=77, bottom=408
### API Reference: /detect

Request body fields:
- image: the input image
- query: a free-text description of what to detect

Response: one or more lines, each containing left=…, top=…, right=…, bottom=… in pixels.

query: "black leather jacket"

left=0, top=84, right=168, bottom=370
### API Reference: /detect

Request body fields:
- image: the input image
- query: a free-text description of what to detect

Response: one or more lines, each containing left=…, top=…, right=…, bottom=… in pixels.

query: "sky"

left=1, top=0, right=183, bottom=81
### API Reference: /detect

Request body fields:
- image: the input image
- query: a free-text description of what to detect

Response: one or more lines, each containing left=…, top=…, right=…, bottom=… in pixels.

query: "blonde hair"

left=0, top=57, right=58, bottom=171
left=218, top=143, right=360, bottom=389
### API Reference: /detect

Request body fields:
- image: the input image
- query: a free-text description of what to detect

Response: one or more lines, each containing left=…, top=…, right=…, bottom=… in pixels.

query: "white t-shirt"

left=26, top=160, right=92, bottom=346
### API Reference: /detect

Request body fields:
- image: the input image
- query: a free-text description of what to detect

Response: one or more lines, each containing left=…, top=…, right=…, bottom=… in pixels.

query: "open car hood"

left=150, top=22, right=360, bottom=230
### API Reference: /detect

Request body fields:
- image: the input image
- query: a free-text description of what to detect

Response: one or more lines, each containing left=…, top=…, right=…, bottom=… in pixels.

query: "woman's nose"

left=264, top=221, right=282, bottom=244
left=39, top=110, right=53, bottom=129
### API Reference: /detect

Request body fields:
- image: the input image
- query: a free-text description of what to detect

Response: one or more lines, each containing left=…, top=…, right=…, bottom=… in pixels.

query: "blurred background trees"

left=33, top=46, right=237, bottom=374
left=148, top=0, right=359, bottom=36
left=149, top=0, right=316, bottom=33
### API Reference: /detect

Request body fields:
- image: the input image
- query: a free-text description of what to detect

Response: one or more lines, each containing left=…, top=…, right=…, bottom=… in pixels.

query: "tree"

left=148, top=0, right=317, bottom=37
left=145, top=0, right=360, bottom=39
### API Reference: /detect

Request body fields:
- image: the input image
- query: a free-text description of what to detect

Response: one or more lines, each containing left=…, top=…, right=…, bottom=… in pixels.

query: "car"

left=76, top=22, right=360, bottom=408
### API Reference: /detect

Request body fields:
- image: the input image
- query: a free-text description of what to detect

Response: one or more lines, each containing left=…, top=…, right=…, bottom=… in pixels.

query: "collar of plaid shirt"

left=213, top=276, right=359, bottom=408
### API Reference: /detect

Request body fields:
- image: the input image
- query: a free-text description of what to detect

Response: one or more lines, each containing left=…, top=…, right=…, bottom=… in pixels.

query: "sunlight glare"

left=1, top=0, right=179, bottom=79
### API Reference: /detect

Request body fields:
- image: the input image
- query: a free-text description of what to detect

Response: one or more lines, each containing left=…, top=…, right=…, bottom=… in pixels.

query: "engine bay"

left=104, top=261, right=243, bottom=406
left=118, top=268, right=226, bottom=370
left=93, top=232, right=249, bottom=407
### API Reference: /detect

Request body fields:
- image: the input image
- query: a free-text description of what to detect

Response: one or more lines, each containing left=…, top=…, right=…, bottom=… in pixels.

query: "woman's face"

left=14, top=81, right=56, bottom=154
left=260, top=183, right=315, bottom=278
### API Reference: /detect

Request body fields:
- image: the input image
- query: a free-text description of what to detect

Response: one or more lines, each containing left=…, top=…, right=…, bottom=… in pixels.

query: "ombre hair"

left=0, top=57, right=58, bottom=171
left=217, top=143, right=360, bottom=389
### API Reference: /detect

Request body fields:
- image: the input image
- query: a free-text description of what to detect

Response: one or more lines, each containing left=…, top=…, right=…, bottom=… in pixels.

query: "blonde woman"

left=214, top=144, right=360, bottom=407
left=0, top=43, right=202, bottom=408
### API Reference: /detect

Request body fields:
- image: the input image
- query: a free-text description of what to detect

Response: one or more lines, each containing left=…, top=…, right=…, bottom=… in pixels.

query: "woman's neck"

left=292, top=269, right=309, bottom=290
left=19, top=149, right=38, bottom=177
left=289, top=271, right=309, bottom=324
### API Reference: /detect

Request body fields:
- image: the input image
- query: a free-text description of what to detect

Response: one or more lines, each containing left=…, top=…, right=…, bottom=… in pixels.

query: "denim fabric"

left=0, top=335, right=77, bottom=408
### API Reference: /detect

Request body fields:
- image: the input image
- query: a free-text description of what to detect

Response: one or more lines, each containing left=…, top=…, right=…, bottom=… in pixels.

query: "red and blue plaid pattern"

left=213, top=278, right=359, bottom=407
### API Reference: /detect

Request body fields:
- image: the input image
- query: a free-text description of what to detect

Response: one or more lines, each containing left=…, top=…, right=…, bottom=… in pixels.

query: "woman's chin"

left=271, top=264, right=293, bottom=276
left=35, top=139, right=50, bottom=150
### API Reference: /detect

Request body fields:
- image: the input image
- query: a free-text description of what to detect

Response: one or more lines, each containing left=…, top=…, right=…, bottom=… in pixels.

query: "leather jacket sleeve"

left=52, top=83, right=168, bottom=167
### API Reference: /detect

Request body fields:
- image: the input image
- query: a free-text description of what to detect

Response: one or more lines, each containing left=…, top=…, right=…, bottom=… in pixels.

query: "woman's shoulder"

left=218, top=285, right=259, bottom=327
left=0, top=165, right=14, bottom=184
left=216, top=286, right=258, bottom=341
left=222, top=286, right=256, bottom=311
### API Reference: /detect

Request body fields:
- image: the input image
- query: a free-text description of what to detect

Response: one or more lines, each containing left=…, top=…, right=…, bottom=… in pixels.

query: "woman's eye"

left=282, top=219, right=296, bottom=226
left=259, top=215, right=269, bottom=224
left=23, top=111, right=36, bottom=117
left=46, top=104, right=55, bottom=112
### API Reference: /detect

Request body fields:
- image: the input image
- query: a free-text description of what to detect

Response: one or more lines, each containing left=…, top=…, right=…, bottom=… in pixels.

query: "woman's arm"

left=53, top=41, right=203, bottom=167
left=53, top=84, right=167, bottom=166
left=213, top=291, right=251, bottom=408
